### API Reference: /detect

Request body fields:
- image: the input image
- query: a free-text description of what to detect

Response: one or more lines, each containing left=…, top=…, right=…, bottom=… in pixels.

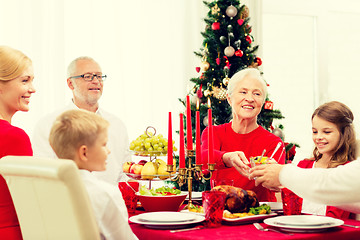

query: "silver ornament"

left=223, top=77, right=230, bottom=86
left=203, top=116, right=209, bottom=127
left=226, top=5, right=238, bottom=18
left=224, top=46, right=235, bottom=57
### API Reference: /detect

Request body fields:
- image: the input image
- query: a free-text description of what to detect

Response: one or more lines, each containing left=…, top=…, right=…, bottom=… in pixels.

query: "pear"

left=155, top=159, right=166, bottom=167
left=141, top=162, right=157, bottom=180
left=157, top=163, right=169, bottom=180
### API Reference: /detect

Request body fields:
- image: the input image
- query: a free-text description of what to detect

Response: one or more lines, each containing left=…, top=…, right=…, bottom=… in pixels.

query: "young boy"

left=49, top=109, right=138, bottom=240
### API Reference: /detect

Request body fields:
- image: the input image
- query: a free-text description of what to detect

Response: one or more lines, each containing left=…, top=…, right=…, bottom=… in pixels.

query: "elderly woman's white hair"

left=226, top=68, right=268, bottom=103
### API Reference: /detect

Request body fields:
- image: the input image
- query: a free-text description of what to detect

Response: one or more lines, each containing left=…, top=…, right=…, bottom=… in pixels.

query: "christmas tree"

left=176, top=0, right=295, bottom=190
left=181, top=0, right=283, bottom=137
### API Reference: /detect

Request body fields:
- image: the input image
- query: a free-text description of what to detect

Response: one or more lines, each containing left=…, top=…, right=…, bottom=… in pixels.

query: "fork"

left=253, top=223, right=293, bottom=235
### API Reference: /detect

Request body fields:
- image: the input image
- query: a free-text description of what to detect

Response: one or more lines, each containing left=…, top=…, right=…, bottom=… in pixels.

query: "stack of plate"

left=129, top=211, right=205, bottom=229
left=184, top=191, right=202, bottom=201
left=264, top=215, right=344, bottom=232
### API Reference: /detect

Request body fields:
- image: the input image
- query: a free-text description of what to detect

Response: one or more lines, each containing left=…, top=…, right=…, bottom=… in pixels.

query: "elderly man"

left=32, top=56, right=130, bottom=184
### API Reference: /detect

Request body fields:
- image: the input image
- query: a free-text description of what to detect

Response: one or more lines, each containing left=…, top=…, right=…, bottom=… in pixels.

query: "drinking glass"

left=281, top=187, right=303, bottom=215
left=202, top=191, right=226, bottom=227
left=118, top=181, right=139, bottom=214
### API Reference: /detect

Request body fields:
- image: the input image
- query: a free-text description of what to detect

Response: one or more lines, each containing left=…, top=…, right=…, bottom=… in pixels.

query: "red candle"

left=195, top=100, right=201, bottom=165
left=167, top=112, right=173, bottom=165
left=208, top=99, right=214, bottom=164
left=186, top=95, right=193, bottom=150
left=179, top=113, right=185, bottom=168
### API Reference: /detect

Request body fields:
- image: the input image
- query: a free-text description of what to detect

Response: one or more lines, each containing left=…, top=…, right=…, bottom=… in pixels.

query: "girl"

left=298, top=101, right=357, bottom=219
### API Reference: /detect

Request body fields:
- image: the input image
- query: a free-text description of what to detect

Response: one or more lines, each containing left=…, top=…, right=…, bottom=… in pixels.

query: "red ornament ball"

left=237, top=19, right=244, bottom=26
left=196, top=67, right=201, bottom=73
left=235, top=50, right=243, bottom=57
left=245, top=35, right=252, bottom=44
left=256, top=57, right=262, bottom=66
left=212, top=22, right=220, bottom=30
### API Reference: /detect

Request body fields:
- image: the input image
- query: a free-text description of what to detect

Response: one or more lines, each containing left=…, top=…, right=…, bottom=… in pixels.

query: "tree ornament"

left=196, top=67, right=201, bottom=73
left=224, top=46, right=235, bottom=57
left=226, top=5, right=238, bottom=18
left=201, top=61, right=210, bottom=71
left=204, top=89, right=211, bottom=97
left=247, top=24, right=252, bottom=33
left=211, top=3, right=220, bottom=16
left=237, top=19, right=244, bottom=26
left=224, top=57, right=231, bottom=68
left=235, top=49, right=243, bottom=57
left=191, top=95, right=199, bottom=105
left=223, top=77, right=230, bottom=86
left=212, top=86, right=227, bottom=100
left=212, top=22, right=220, bottom=30
left=272, top=127, right=284, bottom=140
left=235, top=40, right=241, bottom=49
left=255, top=57, right=262, bottom=66
left=197, top=84, right=203, bottom=98
left=216, top=58, right=221, bottom=65
left=240, top=5, right=250, bottom=19
left=264, top=101, right=274, bottom=110
left=245, top=35, right=252, bottom=44
left=203, top=116, right=209, bottom=127
left=220, top=36, right=227, bottom=45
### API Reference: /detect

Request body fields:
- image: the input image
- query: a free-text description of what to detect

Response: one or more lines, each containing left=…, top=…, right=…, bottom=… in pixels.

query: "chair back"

left=0, top=156, right=101, bottom=240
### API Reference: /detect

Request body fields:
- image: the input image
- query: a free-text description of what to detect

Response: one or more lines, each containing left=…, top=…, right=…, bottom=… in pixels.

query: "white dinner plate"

left=223, top=212, right=277, bottom=225
left=259, top=202, right=283, bottom=211
left=137, top=211, right=196, bottom=223
left=264, top=215, right=344, bottom=232
left=129, top=212, right=205, bottom=229
left=184, top=191, right=202, bottom=200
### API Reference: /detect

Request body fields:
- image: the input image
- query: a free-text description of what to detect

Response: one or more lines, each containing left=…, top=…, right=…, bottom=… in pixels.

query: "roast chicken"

left=211, top=185, right=259, bottom=213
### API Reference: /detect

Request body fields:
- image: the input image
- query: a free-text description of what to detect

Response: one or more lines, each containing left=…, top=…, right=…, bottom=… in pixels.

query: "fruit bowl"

left=125, top=173, right=176, bottom=181
left=136, top=192, right=188, bottom=212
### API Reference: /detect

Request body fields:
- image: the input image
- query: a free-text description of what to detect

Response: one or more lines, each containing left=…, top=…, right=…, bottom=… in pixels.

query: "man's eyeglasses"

left=70, top=73, right=107, bottom=82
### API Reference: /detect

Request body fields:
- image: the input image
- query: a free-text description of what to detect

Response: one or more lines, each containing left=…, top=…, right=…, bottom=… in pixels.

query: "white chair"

left=0, top=156, right=101, bottom=240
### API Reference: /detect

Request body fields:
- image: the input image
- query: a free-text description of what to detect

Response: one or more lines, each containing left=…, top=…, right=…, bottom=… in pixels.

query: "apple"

left=122, top=161, right=134, bottom=173
left=138, top=160, right=147, bottom=166
left=130, top=164, right=143, bottom=176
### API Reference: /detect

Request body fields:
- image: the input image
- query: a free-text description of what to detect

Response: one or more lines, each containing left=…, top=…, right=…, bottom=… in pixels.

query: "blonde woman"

left=0, top=46, right=36, bottom=239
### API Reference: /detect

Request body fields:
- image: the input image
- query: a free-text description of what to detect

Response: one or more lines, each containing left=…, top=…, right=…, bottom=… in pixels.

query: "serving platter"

left=259, top=201, right=283, bottom=211
left=222, top=212, right=277, bottom=225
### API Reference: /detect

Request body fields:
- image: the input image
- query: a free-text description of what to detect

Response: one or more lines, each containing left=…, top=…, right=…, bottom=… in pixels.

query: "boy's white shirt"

left=79, top=170, right=138, bottom=240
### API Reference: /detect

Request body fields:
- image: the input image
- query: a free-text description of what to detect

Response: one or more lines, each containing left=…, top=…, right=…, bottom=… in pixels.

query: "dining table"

left=129, top=205, right=360, bottom=240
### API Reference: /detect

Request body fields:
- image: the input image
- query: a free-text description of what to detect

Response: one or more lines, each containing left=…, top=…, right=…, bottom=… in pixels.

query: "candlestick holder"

left=167, top=150, right=216, bottom=209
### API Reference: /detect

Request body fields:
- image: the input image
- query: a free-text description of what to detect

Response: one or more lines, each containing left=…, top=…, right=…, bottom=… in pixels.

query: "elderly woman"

left=201, top=68, right=285, bottom=202
left=0, top=46, right=36, bottom=239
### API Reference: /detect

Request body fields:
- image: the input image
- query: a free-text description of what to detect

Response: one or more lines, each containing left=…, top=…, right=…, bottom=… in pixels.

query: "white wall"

left=2, top=0, right=360, bottom=162
left=262, top=0, right=360, bottom=161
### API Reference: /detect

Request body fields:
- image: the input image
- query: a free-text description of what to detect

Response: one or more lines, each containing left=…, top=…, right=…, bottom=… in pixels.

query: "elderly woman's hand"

left=249, top=164, right=284, bottom=191
left=222, top=151, right=250, bottom=177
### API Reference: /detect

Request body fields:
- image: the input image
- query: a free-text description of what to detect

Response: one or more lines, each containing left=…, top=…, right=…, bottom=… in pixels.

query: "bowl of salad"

left=136, top=186, right=188, bottom=212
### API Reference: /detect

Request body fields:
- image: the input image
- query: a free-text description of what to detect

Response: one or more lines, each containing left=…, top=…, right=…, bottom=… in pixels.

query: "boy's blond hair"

left=49, top=109, right=109, bottom=160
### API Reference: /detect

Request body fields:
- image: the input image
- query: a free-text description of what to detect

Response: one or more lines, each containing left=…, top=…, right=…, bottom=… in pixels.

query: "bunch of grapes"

left=129, top=131, right=177, bottom=156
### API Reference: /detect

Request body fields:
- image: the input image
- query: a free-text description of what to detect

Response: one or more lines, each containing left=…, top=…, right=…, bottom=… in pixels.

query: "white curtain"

left=1, top=0, right=210, bottom=141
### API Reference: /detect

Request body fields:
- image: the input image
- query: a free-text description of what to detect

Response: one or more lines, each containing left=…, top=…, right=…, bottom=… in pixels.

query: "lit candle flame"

left=196, top=98, right=200, bottom=110
left=207, top=97, right=211, bottom=108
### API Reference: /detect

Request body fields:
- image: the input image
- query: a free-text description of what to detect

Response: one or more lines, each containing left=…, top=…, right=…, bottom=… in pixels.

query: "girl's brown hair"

left=312, top=101, right=357, bottom=168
